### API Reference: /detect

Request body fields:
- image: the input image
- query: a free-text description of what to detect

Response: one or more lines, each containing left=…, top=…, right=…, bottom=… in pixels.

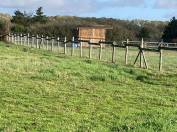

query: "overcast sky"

left=0, top=0, right=176, bottom=21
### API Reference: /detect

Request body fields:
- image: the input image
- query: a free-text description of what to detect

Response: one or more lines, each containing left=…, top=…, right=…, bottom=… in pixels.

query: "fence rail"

left=5, top=33, right=177, bottom=71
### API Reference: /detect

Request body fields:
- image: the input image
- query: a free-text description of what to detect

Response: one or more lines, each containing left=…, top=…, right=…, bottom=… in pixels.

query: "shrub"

left=0, top=19, right=10, bottom=41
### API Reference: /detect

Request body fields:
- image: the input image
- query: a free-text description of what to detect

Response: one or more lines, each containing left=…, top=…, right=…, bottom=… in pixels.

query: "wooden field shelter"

left=78, top=25, right=112, bottom=47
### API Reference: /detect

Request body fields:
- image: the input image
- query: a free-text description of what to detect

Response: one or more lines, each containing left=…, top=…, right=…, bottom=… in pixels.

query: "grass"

left=0, top=41, right=177, bottom=131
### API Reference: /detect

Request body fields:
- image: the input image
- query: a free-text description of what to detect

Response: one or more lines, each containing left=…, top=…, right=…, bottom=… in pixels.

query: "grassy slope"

left=0, top=42, right=177, bottom=131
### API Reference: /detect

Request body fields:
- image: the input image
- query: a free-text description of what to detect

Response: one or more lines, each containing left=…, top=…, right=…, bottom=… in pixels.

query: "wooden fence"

left=6, top=33, right=177, bottom=71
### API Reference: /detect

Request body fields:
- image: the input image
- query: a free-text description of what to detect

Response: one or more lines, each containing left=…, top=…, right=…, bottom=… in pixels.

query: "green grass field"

left=0, top=41, right=177, bottom=131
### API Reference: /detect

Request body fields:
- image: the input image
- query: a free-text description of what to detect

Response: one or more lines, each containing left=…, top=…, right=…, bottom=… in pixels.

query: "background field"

left=0, top=41, right=177, bottom=131
left=26, top=39, right=177, bottom=72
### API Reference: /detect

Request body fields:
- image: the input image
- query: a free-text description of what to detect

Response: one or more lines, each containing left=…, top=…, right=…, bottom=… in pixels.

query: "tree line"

left=1, top=7, right=177, bottom=42
left=0, top=13, right=11, bottom=40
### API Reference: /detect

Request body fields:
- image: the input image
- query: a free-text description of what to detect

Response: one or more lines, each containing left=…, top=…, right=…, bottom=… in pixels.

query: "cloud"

left=154, top=0, right=177, bottom=9
left=0, top=0, right=40, bottom=8
left=0, top=0, right=146, bottom=15
left=153, top=0, right=177, bottom=20
left=41, top=0, right=98, bottom=14
left=163, top=11, right=177, bottom=20
left=103, top=0, right=145, bottom=7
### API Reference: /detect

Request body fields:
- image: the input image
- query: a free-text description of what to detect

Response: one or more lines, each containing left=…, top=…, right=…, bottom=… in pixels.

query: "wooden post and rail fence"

left=3, top=33, right=177, bottom=72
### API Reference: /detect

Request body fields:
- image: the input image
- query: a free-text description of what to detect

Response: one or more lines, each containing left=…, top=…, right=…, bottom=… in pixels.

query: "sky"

left=0, top=0, right=176, bottom=21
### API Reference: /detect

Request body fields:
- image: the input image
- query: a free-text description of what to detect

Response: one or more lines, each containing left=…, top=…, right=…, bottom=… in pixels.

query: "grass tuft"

left=90, top=74, right=106, bottom=81
left=136, top=75, right=149, bottom=82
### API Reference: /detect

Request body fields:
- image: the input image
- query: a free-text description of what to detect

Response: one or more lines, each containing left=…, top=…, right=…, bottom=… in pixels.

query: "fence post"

left=99, top=42, right=102, bottom=60
left=14, top=34, right=16, bottom=44
left=15, top=34, right=17, bottom=44
left=10, top=33, right=12, bottom=43
left=142, top=38, right=148, bottom=69
left=159, top=43, right=163, bottom=71
left=6, top=34, right=9, bottom=42
left=51, top=37, right=54, bottom=51
left=24, top=34, right=26, bottom=45
left=89, top=43, right=92, bottom=59
left=10, top=33, right=12, bottom=42
left=64, top=37, right=67, bottom=54
left=8, top=33, right=10, bottom=42
left=17, top=34, right=20, bottom=45
left=14, top=34, right=15, bottom=44
left=32, top=35, right=34, bottom=48
left=80, top=41, right=83, bottom=57
left=125, top=39, right=129, bottom=65
left=17, top=34, right=19, bottom=44
left=20, top=34, right=23, bottom=45
left=57, top=37, right=60, bottom=53
left=46, top=36, right=49, bottom=50
left=36, top=34, right=39, bottom=48
left=6, top=33, right=9, bottom=42
left=41, top=35, right=44, bottom=49
left=71, top=36, right=75, bottom=56
left=23, top=34, right=26, bottom=45
left=13, top=34, right=15, bottom=43
left=112, top=42, right=116, bottom=63
left=27, top=33, right=30, bottom=46
left=16, top=34, right=18, bottom=44
left=15, top=34, right=18, bottom=45
left=140, top=38, right=144, bottom=68
left=9, top=33, right=11, bottom=42
left=6, top=34, right=8, bottom=42
left=18, top=34, right=19, bottom=44
left=11, top=33, right=14, bottom=43
left=22, top=34, right=24, bottom=45
left=17, top=34, right=18, bottom=44
left=12, top=33, right=15, bottom=44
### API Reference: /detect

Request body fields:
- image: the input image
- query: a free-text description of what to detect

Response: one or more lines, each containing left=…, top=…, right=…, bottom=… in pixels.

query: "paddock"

left=7, top=33, right=177, bottom=72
